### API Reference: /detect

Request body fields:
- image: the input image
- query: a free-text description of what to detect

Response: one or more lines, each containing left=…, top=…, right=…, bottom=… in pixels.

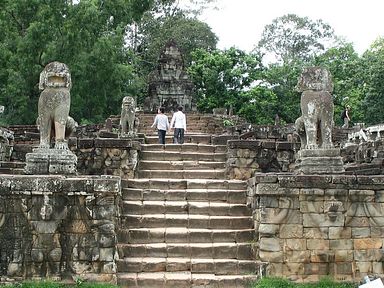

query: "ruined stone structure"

left=249, top=173, right=384, bottom=282
left=0, top=175, right=120, bottom=283
left=25, top=62, right=77, bottom=175
left=295, top=67, right=344, bottom=174
left=146, top=40, right=194, bottom=112
left=119, top=96, right=137, bottom=138
left=3, top=60, right=384, bottom=286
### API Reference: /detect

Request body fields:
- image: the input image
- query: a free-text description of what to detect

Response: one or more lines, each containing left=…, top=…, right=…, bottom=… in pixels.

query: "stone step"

left=117, top=228, right=254, bottom=244
left=140, top=151, right=226, bottom=161
left=122, top=188, right=247, bottom=204
left=142, top=131, right=212, bottom=145
left=121, top=214, right=253, bottom=229
left=121, top=201, right=251, bottom=216
left=138, top=160, right=225, bottom=171
left=145, top=134, right=212, bottom=145
left=141, top=144, right=226, bottom=153
left=117, top=272, right=258, bottom=288
left=0, top=168, right=24, bottom=175
left=122, top=179, right=248, bottom=190
left=0, top=161, right=25, bottom=168
left=137, top=169, right=227, bottom=179
left=117, top=257, right=259, bottom=274
left=117, top=242, right=255, bottom=260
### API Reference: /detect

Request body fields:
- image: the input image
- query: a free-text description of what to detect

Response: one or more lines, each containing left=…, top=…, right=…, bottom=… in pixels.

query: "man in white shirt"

left=151, top=107, right=169, bottom=144
left=170, top=106, right=186, bottom=144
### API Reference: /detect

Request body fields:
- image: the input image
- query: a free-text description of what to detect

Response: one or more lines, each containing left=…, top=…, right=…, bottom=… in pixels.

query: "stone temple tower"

left=146, top=40, right=194, bottom=112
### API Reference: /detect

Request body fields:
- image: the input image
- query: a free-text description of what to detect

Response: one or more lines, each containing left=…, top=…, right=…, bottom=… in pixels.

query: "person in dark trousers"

left=151, top=107, right=169, bottom=144
left=341, top=105, right=351, bottom=128
left=170, top=106, right=187, bottom=144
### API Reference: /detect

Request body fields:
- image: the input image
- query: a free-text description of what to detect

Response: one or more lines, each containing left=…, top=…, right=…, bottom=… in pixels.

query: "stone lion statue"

left=120, top=96, right=136, bottom=137
left=38, top=61, right=72, bottom=149
left=295, top=67, right=334, bottom=149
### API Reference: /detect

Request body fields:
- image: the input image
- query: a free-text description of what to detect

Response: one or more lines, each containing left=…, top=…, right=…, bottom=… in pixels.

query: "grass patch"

left=251, top=277, right=356, bottom=288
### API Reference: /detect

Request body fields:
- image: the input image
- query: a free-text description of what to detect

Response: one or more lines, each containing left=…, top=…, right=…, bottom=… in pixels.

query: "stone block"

left=354, top=249, right=384, bottom=261
left=266, top=263, right=283, bottom=275
left=307, top=239, right=329, bottom=250
left=284, top=263, right=305, bottom=275
left=371, top=226, right=384, bottom=237
left=354, top=261, right=372, bottom=273
left=258, top=224, right=279, bottom=235
left=330, top=239, right=353, bottom=250
left=261, top=208, right=301, bottom=224
left=300, top=188, right=325, bottom=196
left=93, top=176, right=120, bottom=193
left=284, top=250, right=310, bottom=263
left=285, top=239, right=306, bottom=251
left=259, top=238, right=281, bottom=252
left=99, top=248, right=115, bottom=262
left=303, top=213, right=344, bottom=227
left=259, top=196, right=279, bottom=208
left=335, top=262, right=353, bottom=275
left=377, top=190, right=384, bottom=202
left=373, top=262, right=383, bottom=274
left=78, top=138, right=94, bottom=149
left=259, top=251, right=284, bottom=262
left=334, top=250, right=353, bottom=262
left=304, top=263, right=328, bottom=275
left=304, top=227, right=328, bottom=239
left=354, top=238, right=383, bottom=249
left=351, top=227, right=370, bottom=239
left=253, top=173, right=278, bottom=183
left=256, top=183, right=280, bottom=195
left=329, top=227, right=351, bottom=239
left=345, top=216, right=370, bottom=227
left=300, top=201, right=324, bottom=213
left=310, top=250, right=334, bottom=263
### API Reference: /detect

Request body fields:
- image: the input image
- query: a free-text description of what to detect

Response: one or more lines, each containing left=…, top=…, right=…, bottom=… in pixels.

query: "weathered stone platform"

left=0, top=174, right=120, bottom=283
left=248, top=173, right=384, bottom=282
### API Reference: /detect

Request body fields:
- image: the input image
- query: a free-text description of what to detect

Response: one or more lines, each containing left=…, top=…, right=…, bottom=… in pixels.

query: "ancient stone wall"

left=0, top=175, right=120, bottom=283
left=73, top=138, right=140, bottom=179
left=226, top=140, right=299, bottom=180
left=248, top=173, right=384, bottom=282
left=8, top=137, right=140, bottom=179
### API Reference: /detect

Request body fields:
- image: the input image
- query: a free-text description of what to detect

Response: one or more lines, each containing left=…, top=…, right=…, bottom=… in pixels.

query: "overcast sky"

left=198, top=0, right=384, bottom=54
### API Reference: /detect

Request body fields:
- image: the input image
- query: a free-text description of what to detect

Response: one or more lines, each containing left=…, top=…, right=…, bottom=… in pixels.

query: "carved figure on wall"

left=295, top=67, right=334, bottom=149
left=38, top=61, right=72, bottom=149
left=119, top=96, right=136, bottom=137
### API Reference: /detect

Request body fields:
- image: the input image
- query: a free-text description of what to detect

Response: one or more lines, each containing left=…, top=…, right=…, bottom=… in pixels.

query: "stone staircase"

left=137, top=113, right=225, bottom=135
left=116, top=142, right=262, bottom=287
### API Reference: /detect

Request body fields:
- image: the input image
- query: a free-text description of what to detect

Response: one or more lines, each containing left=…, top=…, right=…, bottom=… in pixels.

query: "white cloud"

left=199, top=0, right=384, bottom=54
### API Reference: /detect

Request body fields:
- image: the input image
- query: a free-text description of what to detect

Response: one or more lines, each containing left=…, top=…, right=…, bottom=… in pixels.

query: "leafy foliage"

left=358, top=37, right=384, bottom=125
left=0, top=0, right=152, bottom=124
left=257, top=14, right=338, bottom=63
left=188, top=47, right=277, bottom=124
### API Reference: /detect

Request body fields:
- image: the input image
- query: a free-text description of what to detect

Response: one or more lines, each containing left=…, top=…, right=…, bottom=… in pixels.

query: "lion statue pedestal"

left=25, top=62, right=77, bottom=175
left=294, top=67, right=344, bottom=174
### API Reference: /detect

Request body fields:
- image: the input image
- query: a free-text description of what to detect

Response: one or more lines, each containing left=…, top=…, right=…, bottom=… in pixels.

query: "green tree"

left=0, top=0, right=152, bottom=124
left=257, top=14, right=338, bottom=63
left=188, top=47, right=278, bottom=124
left=262, top=60, right=302, bottom=124
left=359, top=37, right=384, bottom=125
